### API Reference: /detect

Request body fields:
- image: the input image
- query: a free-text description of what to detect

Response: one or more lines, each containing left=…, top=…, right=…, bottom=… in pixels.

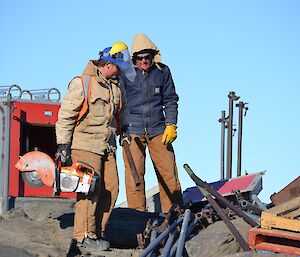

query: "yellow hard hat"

left=109, top=42, right=128, bottom=55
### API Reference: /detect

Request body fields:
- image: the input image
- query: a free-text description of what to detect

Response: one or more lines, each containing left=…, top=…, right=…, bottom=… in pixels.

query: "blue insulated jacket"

left=120, top=63, right=179, bottom=137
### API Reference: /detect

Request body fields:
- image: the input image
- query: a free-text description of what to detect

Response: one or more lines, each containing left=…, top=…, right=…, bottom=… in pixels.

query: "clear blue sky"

left=1, top=1, right=299, bottom=204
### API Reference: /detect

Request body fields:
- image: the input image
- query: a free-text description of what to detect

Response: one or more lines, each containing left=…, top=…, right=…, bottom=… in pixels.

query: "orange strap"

left=77, top=75, right=92, bottom=123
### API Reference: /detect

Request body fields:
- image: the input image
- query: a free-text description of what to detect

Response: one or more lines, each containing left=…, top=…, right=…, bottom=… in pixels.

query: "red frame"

left=9, top=101, right=75, bottom=198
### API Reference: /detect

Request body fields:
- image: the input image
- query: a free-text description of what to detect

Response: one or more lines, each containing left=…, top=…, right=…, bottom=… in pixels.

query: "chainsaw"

left=15, top=151, right=100, bottom=195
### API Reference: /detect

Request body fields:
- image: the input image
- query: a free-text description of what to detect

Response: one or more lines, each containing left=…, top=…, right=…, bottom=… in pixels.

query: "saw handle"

left=75, top=161, right=95, bottom=176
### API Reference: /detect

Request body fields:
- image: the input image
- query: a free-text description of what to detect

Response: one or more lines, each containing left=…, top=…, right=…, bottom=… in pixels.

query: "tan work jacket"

left=56, top=61, right=121, bottom=155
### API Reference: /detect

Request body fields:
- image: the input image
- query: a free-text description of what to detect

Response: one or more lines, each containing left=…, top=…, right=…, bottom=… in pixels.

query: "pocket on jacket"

left=152, top=85, right=162, bottom=96
left=90, top=98, right=108, bottom=117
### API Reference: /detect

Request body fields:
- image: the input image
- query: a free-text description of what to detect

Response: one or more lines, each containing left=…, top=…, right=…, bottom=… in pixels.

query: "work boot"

left=79, top=237, right=110, bottom=251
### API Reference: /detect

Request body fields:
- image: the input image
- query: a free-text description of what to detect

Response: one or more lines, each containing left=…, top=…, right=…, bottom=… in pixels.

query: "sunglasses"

left=136, top=54, right=152, bottom=61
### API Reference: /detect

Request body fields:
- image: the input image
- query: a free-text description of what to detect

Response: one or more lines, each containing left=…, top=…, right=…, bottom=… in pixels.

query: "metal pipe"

left=139, top=217, right=183, bottom=257
left=0, top=85, right=22, bottom=99
left=206, top=194, right=251, bottom=251
left=251, top=194, right=267, bottom=211
left=219, top=110, right=226, bottom=180
left=160, top=228, right=179, bottom=257
left=122, top=140, right=141, bottom=187
left=226, top=92, right=239, bottom=179
left=169, top=214, right=201, bottom=257
left=236, top=101, right=247, bottom=177
left=175, top=209, right=191, bottom=257
left=183, top=164, right=258, bottom=227
left=149, top=219, right=159, bottom=257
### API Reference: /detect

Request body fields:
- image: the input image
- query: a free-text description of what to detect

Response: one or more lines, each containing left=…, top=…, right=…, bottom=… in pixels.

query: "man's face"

left=135, top=53, right=153, bottom=70
left=102, top=63, right=120, bottom=79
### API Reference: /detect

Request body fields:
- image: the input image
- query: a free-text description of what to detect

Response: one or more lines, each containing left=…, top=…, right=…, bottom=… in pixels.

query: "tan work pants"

left=72, top=150, right=119, bottom=242
left=123, top=134, right=183, bottom=213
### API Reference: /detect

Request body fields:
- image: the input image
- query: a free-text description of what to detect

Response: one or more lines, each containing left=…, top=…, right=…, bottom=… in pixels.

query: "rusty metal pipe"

left=239, top=200, right=262, bottom=215
left=122, top=140, right=141, bottom=187
left=183, top=164, right=258, bottom=227
left=206, top=194, right=251, bottom=251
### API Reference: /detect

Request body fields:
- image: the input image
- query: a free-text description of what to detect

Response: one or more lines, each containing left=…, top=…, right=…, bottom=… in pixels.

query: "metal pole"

left=169, top=214, right=201, bottom=257
left=183, top=164, right=258, bottom=227
left=160, top=228, right=179, bottom=257
left=0, top=98, right=11, bottom=214
left=206, top=194, right=251, bottom=251
left=149, top=219, right=159, bottom=257
left=122, top=140, right=141, bottom=187
left=219, top=110, right=226, bottom=180
left=236, top=101, right=247, bottom=177
left=139, top=217, right=183, bottom=257
left=175, top=209, right=191, bottom=257
left=226, top=92, right=239, bottom=179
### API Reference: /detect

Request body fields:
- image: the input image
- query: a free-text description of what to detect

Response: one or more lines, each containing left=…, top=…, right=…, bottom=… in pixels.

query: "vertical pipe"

left=236, top=101, right=244, bottom=177
left=219, top=110, right=226, bottom=180
left=226, top=92, right=239, bottom=179
left=175, top=209, right=191, bottom=257
left=2, top=98, right=11, bottom=213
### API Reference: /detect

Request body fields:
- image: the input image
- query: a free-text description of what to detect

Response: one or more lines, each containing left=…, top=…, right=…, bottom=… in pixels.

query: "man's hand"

left=56, top=144, right=72, bottom=166
left=162, top=125, right=177, bottom=145
left=119, top=132, right=132, bottom=146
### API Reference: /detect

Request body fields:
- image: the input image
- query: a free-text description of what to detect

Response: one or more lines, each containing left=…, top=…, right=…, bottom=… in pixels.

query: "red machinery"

left=0, top=85, right=75, bottom=206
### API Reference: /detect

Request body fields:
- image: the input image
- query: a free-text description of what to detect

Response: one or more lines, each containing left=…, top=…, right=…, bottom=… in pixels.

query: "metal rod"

left=226, top=91, right=239, bottom=179
left=160, top=227, right=179, bottom=257
left=183, top=164, right=258, bottom=227
left=219, top=110, right=226, bottom=180
left=175, top=209, right=191, bottom=257
left=251, top=194, right=267, bottom=211
left=169, top=214, right=201, bottom=257
left=206, top=194, right=251, bottom=251
left=0, top=102, right=11, bottom=213
left=149, top=220, right=159, bottom=257
left=122, top=140, right=141, bottom=187
left=239, top=199, right=262, bottom=215
left=139, top=217, right=183, bottom=257
left=236, top=101, right=247, bottom=177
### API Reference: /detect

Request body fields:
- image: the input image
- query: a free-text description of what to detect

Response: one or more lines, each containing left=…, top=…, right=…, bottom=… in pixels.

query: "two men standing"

left=56, top=34, right=182, bottom=251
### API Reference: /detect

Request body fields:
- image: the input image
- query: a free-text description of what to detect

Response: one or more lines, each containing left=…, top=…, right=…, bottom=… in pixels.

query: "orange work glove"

left=161, top=125, right=177, bottom=145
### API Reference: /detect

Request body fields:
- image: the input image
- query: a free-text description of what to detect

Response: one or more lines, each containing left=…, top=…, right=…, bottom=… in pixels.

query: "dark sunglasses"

left=136, top=54, right=152, bottom=61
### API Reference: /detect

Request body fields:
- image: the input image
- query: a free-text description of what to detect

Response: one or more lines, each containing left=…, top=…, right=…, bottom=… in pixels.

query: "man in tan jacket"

left=56, top=42, right=135, bottom=250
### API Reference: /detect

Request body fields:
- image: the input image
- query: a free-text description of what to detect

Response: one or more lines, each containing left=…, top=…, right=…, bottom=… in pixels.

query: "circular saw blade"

left=21, top=171, right=44, bottom=188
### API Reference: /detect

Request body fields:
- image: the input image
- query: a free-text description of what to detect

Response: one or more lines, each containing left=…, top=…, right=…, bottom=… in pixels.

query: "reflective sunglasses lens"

left=137, top=55, right=151, bottom=61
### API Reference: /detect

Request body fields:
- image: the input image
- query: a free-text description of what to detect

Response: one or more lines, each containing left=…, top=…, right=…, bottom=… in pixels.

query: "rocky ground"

left=0, top=202, right=295, bottom=257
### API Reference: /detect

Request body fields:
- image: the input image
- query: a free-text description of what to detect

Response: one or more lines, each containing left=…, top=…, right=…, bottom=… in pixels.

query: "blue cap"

left=99, top=47, right=124, bottom=66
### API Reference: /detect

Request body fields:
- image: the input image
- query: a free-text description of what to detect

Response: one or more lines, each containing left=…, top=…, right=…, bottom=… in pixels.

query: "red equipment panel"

left=9, top=101, right=75, bottom=198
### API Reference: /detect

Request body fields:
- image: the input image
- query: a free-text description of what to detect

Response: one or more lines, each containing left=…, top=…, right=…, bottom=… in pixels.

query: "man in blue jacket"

left=120, top=33, right=183, bottom=213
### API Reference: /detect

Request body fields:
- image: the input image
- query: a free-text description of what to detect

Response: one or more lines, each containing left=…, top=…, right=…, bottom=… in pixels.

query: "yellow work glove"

left=161, top=125, right=177, bottom=145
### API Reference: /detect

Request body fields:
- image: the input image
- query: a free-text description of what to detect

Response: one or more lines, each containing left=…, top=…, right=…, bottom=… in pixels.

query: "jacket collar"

left=82, top=60, right=111, bottom=86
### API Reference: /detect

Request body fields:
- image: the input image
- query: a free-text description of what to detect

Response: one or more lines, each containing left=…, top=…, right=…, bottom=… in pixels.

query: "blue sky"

left=1, top=1, right=299, bottom=204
